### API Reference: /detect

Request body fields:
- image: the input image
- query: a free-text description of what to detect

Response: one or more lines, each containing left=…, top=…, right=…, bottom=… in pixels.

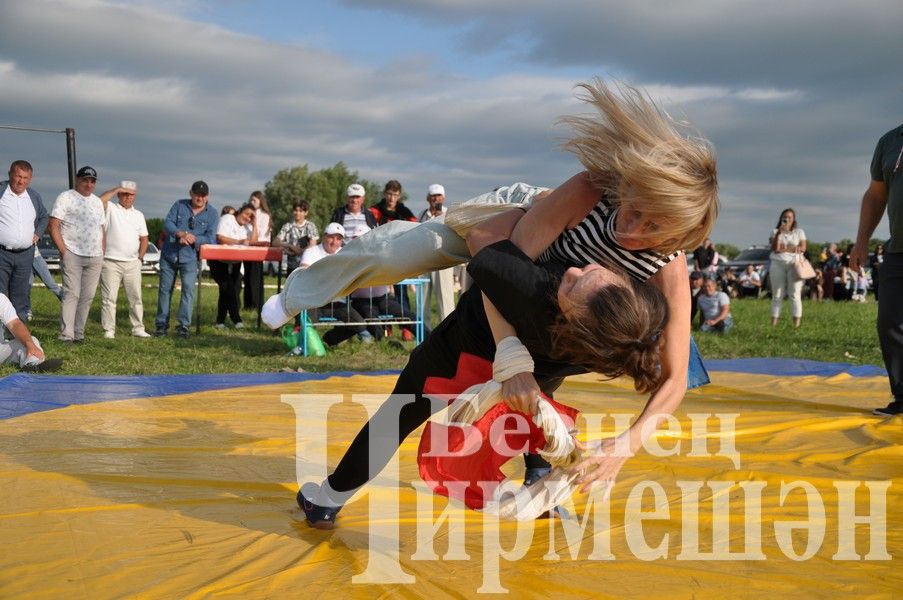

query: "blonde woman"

left=768, top=208, right=807, bottom=328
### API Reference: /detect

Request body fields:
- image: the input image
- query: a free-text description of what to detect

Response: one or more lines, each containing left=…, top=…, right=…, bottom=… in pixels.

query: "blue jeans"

left=155, top=256, right=198, bottom=331
left=700, top=315, right=734, bottom=334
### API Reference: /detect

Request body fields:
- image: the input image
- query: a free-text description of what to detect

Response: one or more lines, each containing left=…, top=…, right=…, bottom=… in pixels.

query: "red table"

left=197, top=245, right=284, bottom=331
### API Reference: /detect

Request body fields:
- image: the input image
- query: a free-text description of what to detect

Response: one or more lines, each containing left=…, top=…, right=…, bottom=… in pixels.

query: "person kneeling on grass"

left=0, top=292, right=62, bottom=372
left=697, top=276, right=733, bottom=333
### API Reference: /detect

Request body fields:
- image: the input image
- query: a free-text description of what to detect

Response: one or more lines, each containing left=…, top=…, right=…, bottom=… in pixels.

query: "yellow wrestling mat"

left=0, top=369, right=899, bottom=598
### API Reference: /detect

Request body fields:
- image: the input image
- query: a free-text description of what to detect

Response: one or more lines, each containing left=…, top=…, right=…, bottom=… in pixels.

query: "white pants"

left=0, top=335, right=41, bottom=367
left=770, top=259, right=803, bottom=318
left=425, top=267, right=455, bottom=324
left=100, top=258, right=146, bottom=334
left=279, top=183, right=548, bottom=316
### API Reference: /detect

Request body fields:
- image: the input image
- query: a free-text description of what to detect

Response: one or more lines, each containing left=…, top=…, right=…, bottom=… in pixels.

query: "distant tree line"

left=263, top=162, right=407, bottom=231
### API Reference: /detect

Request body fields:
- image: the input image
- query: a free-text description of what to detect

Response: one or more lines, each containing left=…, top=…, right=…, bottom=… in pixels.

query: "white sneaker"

left=132, top=330, right=152, bottom=338
left=234, top=321, right=245, bottom=329
left=214, top=323, right=226, bottom=329
left=103, top=331, right=115, bottom=339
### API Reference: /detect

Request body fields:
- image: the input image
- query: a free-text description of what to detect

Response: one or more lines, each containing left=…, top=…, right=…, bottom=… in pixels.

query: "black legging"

left=326, top=310, right=561, bottom=500
left=209, top=260, right=242, bottom=325
left=351, top=294, right=426, bottom=339
left=243, top=261, right=263, bottom=309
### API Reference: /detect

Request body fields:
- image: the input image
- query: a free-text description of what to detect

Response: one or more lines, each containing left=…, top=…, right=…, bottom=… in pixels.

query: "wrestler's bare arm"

left=571, top=257, right=691, bottom=491
left=510, top=171, right=599, bottom=259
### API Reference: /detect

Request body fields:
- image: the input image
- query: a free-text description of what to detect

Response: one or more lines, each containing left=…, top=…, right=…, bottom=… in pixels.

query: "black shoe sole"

left=872, top=409, right=902, bottom=417
left=21, top=358, right=64, bottom=373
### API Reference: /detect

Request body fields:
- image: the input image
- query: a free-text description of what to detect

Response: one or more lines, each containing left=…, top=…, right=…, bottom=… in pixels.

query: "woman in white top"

left=243, top=191, right=272, bottom=310
left=768, top=208, right=807, bottom=328
left=212, top=204, right=258, bottom=328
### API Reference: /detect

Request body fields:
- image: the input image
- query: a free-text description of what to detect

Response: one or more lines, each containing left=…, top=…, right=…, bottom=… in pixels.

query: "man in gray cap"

left=48, top=166, right=122, bottom=342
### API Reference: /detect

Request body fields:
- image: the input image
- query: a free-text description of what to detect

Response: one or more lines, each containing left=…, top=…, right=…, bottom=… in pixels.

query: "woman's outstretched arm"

left=571, top=257, right=691, bottom=491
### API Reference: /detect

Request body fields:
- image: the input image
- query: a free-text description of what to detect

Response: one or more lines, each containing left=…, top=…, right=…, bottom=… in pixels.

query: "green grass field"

left=6, top=276, right=884, bottom=376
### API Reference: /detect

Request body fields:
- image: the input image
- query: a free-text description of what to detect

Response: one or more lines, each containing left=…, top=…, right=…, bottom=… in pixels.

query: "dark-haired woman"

left=210, top=204, right=258, bottom=328
left=242, top=191, right=271, bottom=309
left=768, top=208, right=807, bottom=328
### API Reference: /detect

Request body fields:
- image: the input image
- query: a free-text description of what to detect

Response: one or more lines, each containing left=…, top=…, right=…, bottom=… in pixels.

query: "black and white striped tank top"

left=539, top=196, right=682, bottom=282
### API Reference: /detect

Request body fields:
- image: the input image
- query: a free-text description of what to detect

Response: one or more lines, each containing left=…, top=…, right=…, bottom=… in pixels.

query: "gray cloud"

left=1, top=0, right=898, bottom=249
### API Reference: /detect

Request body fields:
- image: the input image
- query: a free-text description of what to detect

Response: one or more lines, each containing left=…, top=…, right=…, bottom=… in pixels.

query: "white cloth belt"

left=443, top=379, right=586, bottom=521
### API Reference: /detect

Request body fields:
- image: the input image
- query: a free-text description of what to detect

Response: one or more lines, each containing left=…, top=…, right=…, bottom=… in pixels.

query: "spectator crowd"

left=689, top=233, right=886, bottom=334
left=1, top=158, right=889, bottom=359
left=0, top=159, right=455, bottom=359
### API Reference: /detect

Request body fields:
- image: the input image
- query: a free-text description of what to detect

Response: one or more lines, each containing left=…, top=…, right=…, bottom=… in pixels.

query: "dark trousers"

left=209, top=260, right=242, bottom=325
left=878, top=253, right=903, bottom=401
left=243, top=261, right=262, bottom=310
left=351, top=294, right=417, bottom=339
left=315, top=302, right=367, bottom=346
left=0, top=245, right=35, bottom=320
left=326, top=310, right=563, bottom=498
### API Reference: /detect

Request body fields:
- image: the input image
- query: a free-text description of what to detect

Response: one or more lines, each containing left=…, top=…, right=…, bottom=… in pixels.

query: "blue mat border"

left=0, top=370, right=400, bottom=420
left=0, top=359, right=887, bottom=421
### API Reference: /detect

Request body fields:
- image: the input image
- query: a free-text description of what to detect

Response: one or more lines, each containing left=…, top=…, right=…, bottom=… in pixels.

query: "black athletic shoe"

left=21, top=358, right=64, bottom=373
left=873, top=401, right=903, bottom=417
left=153, top=328, right=167, bottom=337
left=523, top=467, right=552, bottom=487
left=176, top=328, right=190, bottom=339
left=297, top=485, right=342, bottom=530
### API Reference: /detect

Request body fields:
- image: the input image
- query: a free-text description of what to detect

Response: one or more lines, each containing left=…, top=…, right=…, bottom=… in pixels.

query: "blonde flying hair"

left=560, top=79, right=719, bottom=253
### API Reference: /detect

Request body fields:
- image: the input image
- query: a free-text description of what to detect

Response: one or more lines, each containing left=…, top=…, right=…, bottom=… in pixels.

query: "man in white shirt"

left=100, top=180, right=150, bottom=339
left=300, top=223, right=373, bottom=345
left=0, top=160, right=49, bottom=320
left=697, top=277, right=734, bottom=333
left=418, top=183, right=455, bottom=323
left=49, top=166, right=120, bottom=342
left=0, top=291, right=62, bottom=372
left=737, top=264, right=762, bottom=298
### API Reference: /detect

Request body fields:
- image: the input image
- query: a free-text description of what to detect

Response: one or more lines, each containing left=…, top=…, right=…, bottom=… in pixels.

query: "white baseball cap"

left=323, top=222, right=346, bottom=237
left=346, top=183, right=365, bottom=197
left=427, top=184, right=445, bottom=196
left=120, top=180, right=137, bottom=191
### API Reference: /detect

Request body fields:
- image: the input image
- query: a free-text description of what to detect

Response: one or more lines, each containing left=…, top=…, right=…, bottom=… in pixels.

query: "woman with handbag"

left=768, top=208, right=807, bottom=328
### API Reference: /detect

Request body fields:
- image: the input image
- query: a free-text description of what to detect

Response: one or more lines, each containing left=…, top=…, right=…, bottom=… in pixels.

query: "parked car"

left=141, top=242, right=161, bottom=273
left=37, top=234, right=61, bottom=271
left=719, top=246, right=771, bottom=291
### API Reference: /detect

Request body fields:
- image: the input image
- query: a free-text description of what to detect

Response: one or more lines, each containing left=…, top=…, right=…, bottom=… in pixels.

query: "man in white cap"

left=100, top=180, right=151, bottom=338
left=418, top=184, right=455, bottom=322
left=299, top=222, right=374, bottom=346
left=329, top=183, right=377, bottom=240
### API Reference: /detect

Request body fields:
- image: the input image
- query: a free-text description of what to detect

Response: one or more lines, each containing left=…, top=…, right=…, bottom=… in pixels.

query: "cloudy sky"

left=1, top=0, right=900, bottom=248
